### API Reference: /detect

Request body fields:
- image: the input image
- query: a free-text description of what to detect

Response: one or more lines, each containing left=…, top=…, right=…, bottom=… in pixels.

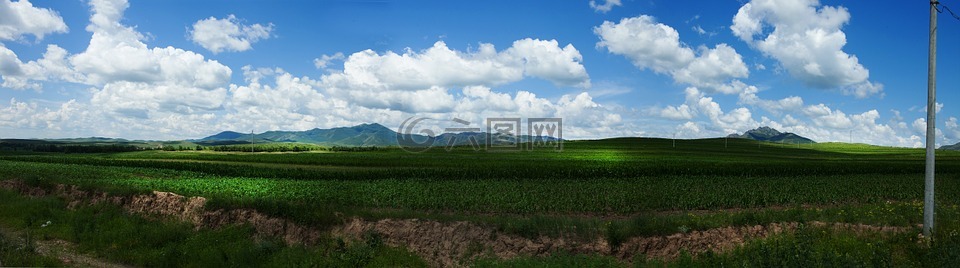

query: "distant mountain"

left=200, top=131, right=250, bottom=141
left=728, top=126, right=815, bottom=144
left=198, top=123, right=397, bottom=146
left=198, top=123, right=562, bottom=147
left=942, top=142, right=960, bottom=151
left=49, top=137, right=130, bottom=142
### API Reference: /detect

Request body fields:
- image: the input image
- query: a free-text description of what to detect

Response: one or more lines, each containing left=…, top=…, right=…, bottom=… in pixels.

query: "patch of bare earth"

left=0, top=225, right=131, bottom=268
left=0, top=180, right=914, bottom=267
left=613, top=221, right=911, bottom=261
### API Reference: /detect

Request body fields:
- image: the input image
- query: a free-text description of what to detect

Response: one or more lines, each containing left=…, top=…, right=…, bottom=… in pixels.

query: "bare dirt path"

left=0, top=225, right=132, bottom=268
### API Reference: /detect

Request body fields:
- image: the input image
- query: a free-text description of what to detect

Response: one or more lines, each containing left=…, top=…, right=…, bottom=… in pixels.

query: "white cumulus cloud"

left=656, top=87, right=758, bottom=134
left=314, top=52, right=344, bottom=69
left=0, top=0, right=72, bottom=89
left=595, top=15, right=749, bottom=94
left=737, top=84, right=804, bottom=114
left=731, top=0, right=882, bottom=98
left=0, top=44, right=80, bottom=90
left=589, top=0, right=622, bottom=13
left=222, top=68, right=623, bottom=139
left=0, top=0, right=623, bottom=140
left=67, top=0, right=232, bottom=117
left=0, top=0, right=68, bottom=41
left=190, top=14, right=273, bottom=54
left=595, top=15, right=694, bottom=73
left=322, top=39, right=590, bottom=92
left=945, top=117, right=960, bottom=143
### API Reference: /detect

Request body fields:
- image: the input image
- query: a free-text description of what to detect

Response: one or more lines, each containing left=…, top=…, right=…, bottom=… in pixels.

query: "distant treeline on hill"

left=209, top=144, right=319, bottom=152
left=328, top=146, right=384, bottom=152
left=0, top=143, right=143, bottom=153
left=209, top=144, right=383, bottom=152
left=0, top=139, right=387, bottom=153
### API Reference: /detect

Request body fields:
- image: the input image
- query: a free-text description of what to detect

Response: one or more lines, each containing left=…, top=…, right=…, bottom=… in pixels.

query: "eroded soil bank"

left=0, top=180, right=913, bottom=267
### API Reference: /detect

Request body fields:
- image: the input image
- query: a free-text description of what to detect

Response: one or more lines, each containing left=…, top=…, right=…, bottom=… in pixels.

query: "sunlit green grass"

left=2, top=137, right=959, bottom=225
left=3, top=138, right=958, bottom=183
left=5, top=161, right=958, bottom=216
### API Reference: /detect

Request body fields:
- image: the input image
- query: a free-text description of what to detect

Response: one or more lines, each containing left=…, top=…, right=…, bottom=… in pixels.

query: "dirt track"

left=0, top=225, right=131, bottom=268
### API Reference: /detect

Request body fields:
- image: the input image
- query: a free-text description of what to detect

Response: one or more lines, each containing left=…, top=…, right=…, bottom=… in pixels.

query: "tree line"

left=0, top=142, right=385, bottom=153
left=1, top=143, right=143, bottom=153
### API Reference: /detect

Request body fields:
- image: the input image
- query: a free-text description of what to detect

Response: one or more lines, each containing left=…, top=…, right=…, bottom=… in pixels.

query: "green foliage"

left=4, top=160, right=955, bottom=226
left=327, top=145, right=384, bottom=152
left=208, top=142, right=325, bottom=152
left=0, top=189, right=427, bottom=267
left=3, top=137, right=959, bottom=181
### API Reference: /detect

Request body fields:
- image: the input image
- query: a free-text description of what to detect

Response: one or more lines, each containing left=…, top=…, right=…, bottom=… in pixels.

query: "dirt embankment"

left=0, top=180, right=914, bottom=267
left=0, top=180, right=321, bottom=246
left=335, top=218, right=608, bottom=266
left=334, top=218, right=913, bottom=267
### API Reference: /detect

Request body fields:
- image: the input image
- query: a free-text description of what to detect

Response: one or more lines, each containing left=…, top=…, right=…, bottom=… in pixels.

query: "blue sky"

left=0, top=0, right=958, bottom=147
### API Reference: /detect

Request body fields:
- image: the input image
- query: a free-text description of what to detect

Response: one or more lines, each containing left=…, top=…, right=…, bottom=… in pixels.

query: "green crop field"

left=2, top=138, right=960, bottom=266
left=3, top=0, right=956, bottom=266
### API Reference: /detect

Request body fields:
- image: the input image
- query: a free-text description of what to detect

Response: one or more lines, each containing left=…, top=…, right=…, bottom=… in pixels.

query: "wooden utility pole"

left=924, top=0, right=938, bottom=237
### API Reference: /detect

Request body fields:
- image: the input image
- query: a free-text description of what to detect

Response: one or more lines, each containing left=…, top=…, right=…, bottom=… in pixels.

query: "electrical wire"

left=935, top=1, right=960, bottom=21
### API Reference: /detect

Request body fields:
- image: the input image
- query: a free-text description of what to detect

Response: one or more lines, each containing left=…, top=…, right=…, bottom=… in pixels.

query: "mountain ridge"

left=197, top=123, right=560, bottom=147
left=942, top=142, right=960, bottom=151
left=198, top=123, right=396, bottom=146
left=727, top=126, right=815, bottom=144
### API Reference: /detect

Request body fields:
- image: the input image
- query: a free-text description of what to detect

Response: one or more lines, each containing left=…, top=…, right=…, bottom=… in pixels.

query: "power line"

left=935, top=1, right=960, bottom=21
